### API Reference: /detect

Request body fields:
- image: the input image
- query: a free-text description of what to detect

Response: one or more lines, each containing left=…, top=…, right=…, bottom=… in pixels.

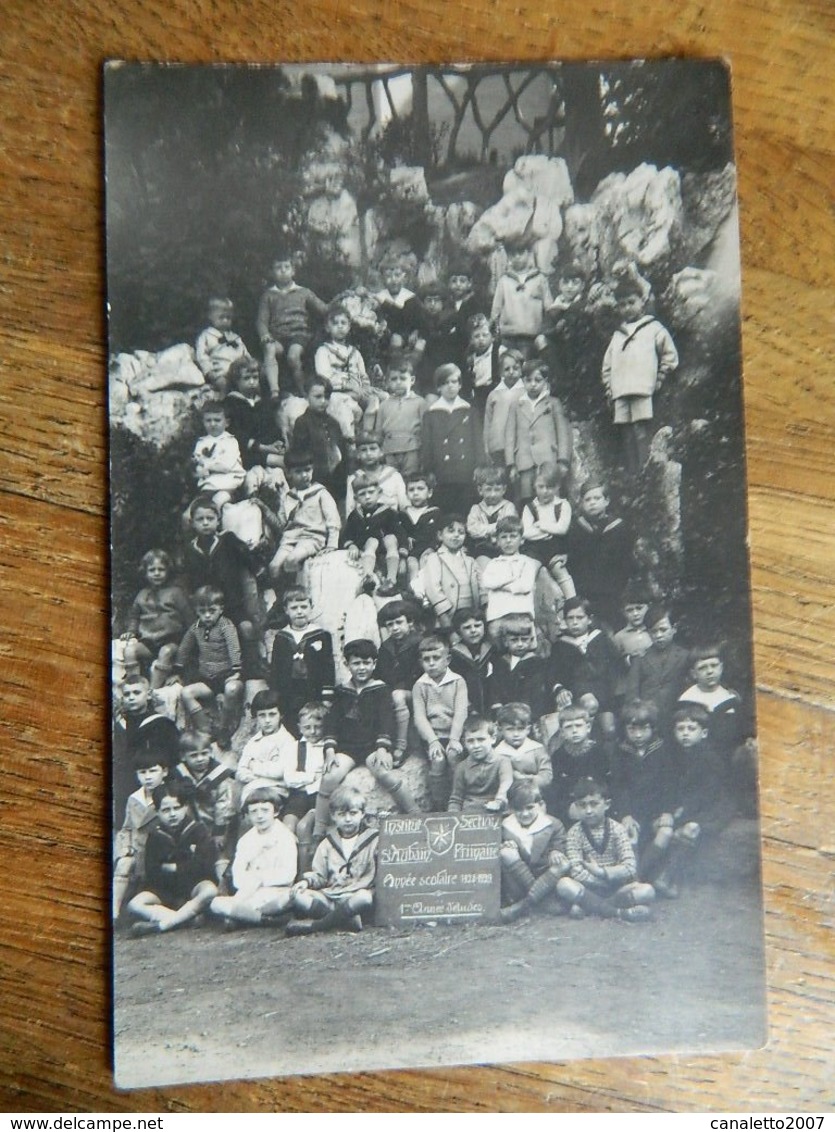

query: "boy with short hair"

left=420, top=364, right=484, bottom=514
left=504, top=359, right=572, bottom=506
left=182, top=495, right=259, bottom=641
left=544, top=704, right=611, bottom=826
left=314, top=639, right=420, bottom=837
left=623, top=603, right=691, bottom=730
left=112, top=673, right=179, bottom=826
left=257, top=254, right=327, bottom=398
left=464, top=312, right=504, bottom=415
left=488, top=617, right=556, bottom=725
left=235, top=689, right=298, bottom=791
left=678, top=644, right=745, bottom=759
left=480, top=516, right=540, bottom=630
left=412, top=632, right=470, bottom=811
left=127, top=779, right=218, bottom=934
left=483, top=349, right=524, bottom=466
left=195, top=296, right=252, bottom=396
left=269, top=450, right=341, bottom=581
left=612, top=587, right=653, bottom=666
left=113, top=752, right=169, bottom=922
left=419, top=514, right=481, bottom=628
left=210, top=786, right=299, bottom=926
left=173, top=730, right=236, bottom=884
left=341, top=472, right=405, bottom=595
left=268, top=588, right=335, bottom=736
left=447, top=714, right=513, bottom=813
left=223, top=356, right=275, bottom=470
left=174, top=585, right=243, bottom=748
left=556, top=777, right=655, bottom=922
left=466, top=465, right=517, bottom=565
left=401, top=472, right=442, bottom=579
left=499, top=780, right=569, bottom=922
left=374, top=259, right=428, bottom=353
left=345, top=431, right=408, bottom=514
left=490, top=239, right=553, bottom=354
left=193, top=401, right=246, bottom=510
left=286, top=784, right=378, bottom=935
left=449, top=608, right=495, bottom=715
left=375, top=600, right=424, bottom=762
left=289, top=375, right=350, bottom=499
left=565, top=481, right=634, bottom=630
left=661, top=704, right=736, bottom=897
left=493, top=702, right=553, bottom=796
left=313, top=302, right=374, bottom=441
left=374, top=358, right=426, bottom=477
left=601, top=277, right=678, bottom=476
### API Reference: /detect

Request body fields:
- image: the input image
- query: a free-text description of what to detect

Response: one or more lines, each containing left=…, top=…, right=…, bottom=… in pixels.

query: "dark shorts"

left=197, top=670, right=238, bottom=696
left=281, top=789, right=316, bottom=820
left=522, top=537, right=566, bottom=567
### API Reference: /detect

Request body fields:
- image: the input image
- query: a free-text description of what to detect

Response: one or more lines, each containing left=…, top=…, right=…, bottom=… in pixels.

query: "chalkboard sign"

left=375, top=812, right=502, bottom=927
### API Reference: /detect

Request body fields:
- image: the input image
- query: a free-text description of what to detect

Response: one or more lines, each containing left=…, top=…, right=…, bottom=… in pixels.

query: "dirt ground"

left=114, top=870, right=766, bottom=1090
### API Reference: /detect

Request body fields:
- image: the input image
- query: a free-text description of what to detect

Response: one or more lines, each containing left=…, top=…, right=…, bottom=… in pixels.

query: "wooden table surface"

left=1, top=0, right=833, bottom=1113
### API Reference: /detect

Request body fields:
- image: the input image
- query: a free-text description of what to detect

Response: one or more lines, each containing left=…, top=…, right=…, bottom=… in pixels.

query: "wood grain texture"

left=1, top=0, right=833, bottom=1112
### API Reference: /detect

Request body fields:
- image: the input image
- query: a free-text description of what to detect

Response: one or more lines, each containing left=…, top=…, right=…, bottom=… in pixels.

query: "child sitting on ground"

left=314, top=639, right=420, bottom=839
left=345, top=431, right=408, bottom=514
left=257, top=253, right=327, bottom=398
left=289, top=376, right=350, bottom=501
left=375, top=600, right=424, bottom=764
left=120, top=549, right=191, bottom=689
left=373, top=357, right=426, bottom=477
left=521, top=463, right=575, bottom=611
left=419, top=514, right=481, bottom=629
left=556, top=777, right=655, bottom=922
left=173, top=730, right=236, bottom=886
left=174, top=585, right=243, bottom=749
left=499, top=780, right=569, bottom=922
left=341, top=472, right=406, bottom=595
left=483, top=348, right=524, bottom=466
left=401, top=472, right=442, bottom=581
left=127, top=779, right=218, bottom=935
left=210, top=786, right=299, bottom=927
left=466, top=465, right=518, bottom=568
left=313, top=302, right=374, bottom=441
left=195, top=296, right=251, bottom=396
left=193, top=400, right=246, bottom=510
left=113, top=752, right=169, bottom=923
left=269, top=450, right=341, bottom=582
left=447, top=713, right=513, bottom=814
left=607, top=699, right=678, bottom=886
left=268, top=588, right=335, bottom=737
left=412, top=632, right=470, bottom=811
left=286, top=783, right=378, bottom=935
left=658, top=705, right=736, bottom=898
left=493, top=701, right=553, bottom=798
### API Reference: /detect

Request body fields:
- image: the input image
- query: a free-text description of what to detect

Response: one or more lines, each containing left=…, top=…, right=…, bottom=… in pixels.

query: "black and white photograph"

left=106, top=60, right=766, bottom=1088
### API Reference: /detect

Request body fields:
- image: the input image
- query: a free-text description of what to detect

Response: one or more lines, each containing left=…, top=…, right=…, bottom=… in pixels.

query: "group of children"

left=113, top=241, right=752, bottom=939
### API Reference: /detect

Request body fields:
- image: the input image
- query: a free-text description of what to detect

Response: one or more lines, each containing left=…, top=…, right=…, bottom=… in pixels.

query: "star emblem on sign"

left=424, top=815, right=459, bottom=856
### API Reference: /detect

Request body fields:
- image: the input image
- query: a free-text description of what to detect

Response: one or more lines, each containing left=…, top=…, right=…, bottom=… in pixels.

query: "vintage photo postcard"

left=106, top=60, right=766, bottom=1088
